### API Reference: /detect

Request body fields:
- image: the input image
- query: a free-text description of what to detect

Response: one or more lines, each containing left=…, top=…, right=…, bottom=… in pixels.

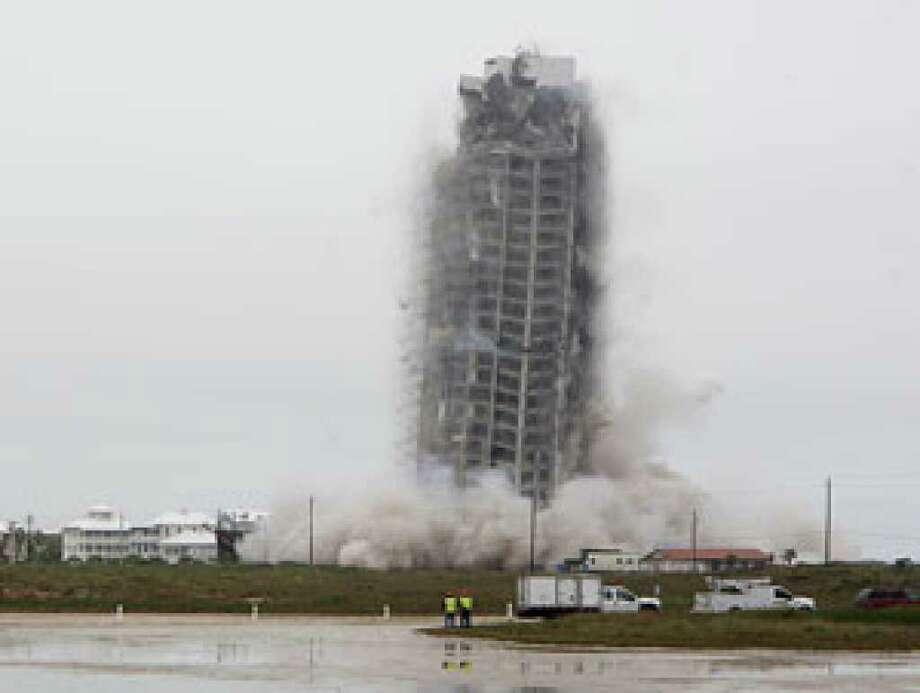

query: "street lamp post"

left=529, top=491, right=536, bottom=573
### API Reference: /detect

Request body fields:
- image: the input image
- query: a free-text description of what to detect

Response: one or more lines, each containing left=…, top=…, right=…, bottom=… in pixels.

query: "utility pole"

left=216, top=508, right=224, bottom=563
left=691, top=508, right=698, bottom=573
left=529, top=491, right=537, bottom=573
left=263, top=514, right=270, bottom=564
left=824, top=476, right=832, bottom=565
left=308, top=495, right=314, bottom=566
left=26, top=514, right=33, bottom=562
left=7, top=520, right=16, bottom=565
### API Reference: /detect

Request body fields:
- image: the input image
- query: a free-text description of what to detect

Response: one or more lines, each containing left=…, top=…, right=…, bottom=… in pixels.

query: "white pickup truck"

left=517, top=576, right=661, bottom=616
left=693, top=577, right=816, bottom=613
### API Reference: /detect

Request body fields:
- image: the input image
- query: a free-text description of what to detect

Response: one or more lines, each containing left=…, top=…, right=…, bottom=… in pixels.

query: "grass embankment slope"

left=0, top=564, right=514, bottom=614
left=5, top=563, right=920, bottom=650
left=0, top=563, right=914, bottom=614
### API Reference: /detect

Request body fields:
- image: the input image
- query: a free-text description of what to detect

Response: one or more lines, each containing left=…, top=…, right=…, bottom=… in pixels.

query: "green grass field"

left=3, top=563, right=920, bottom=649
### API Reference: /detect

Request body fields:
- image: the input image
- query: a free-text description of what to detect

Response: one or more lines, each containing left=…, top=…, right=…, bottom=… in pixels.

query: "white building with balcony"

left=62, top=506, right=216, bottom=563
left=61, top=505, right=132, bottom=561
left=160, top=531, right=218, bottom=563
left=129, top=510, right=217, bottom=564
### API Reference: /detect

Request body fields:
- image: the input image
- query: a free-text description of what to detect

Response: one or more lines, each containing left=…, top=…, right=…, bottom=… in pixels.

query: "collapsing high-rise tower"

left=418, top=51, right=604, bottom=501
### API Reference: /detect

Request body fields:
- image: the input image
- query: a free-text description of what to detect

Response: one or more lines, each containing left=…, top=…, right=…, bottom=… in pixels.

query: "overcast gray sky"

left=2, top=1, right=919, bottom=557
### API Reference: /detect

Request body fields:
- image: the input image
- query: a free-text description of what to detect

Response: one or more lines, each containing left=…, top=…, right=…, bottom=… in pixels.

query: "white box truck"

left=517, top=576, right=661, bottom=616
left=692, top=577, right=816, bottom=613
left=517, top=575, right=602, bottom=617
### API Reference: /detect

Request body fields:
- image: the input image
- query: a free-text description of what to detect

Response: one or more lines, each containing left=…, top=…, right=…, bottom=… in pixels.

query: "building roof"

left=581, top=546, right=642, bottom=555
left=62, top=517, right=131, bottom=531
left=220, top=509, right=269, bottom=521
left=650, top=548, right=772, bottom=561
left=62, top=506, right=129, bottom=531
left=160, top=531, right=217, bottom=547
left=482, top=54, right=576, bottom=88
left=146, top=511, right=214, bottom=527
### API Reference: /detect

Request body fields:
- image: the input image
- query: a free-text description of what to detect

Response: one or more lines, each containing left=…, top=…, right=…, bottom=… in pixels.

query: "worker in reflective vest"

left=443, top=592, right=458, bottom=628
left=459, top=592, right=473, bottom=628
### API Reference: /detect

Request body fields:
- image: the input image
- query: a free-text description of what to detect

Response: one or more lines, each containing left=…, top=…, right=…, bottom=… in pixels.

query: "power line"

left=832, top=482, right=920, bottom=488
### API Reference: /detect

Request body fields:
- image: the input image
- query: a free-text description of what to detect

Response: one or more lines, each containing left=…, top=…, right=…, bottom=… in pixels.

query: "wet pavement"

left=2, top=613, right=920, bottom=691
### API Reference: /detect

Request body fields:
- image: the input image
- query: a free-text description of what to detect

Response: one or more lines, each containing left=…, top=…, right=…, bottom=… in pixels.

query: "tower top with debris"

left=456, top=52, right=585, bottom=152
left=460, top=52, right=576, bottom=91
left=416, top=49, right=604, bottom=501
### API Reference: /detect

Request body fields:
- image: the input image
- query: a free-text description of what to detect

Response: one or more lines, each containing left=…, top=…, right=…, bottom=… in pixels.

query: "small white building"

left=130, top=510, right=217, bottom=563
left=580, top=547, right=646, bottom=572
left=159, top=531, right=218, bottom=564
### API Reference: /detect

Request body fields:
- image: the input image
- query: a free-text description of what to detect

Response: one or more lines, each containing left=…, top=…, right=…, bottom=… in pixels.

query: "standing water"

left=2, top=614, right=920, bottom=691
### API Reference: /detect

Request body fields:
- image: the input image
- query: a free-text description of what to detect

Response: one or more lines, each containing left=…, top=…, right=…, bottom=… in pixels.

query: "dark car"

left=855, top=588, right=920, bottom=608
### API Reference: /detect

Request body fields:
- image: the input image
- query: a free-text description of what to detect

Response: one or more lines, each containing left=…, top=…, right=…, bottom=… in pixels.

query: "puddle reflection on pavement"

left=2, top=614, right=920, bottom=691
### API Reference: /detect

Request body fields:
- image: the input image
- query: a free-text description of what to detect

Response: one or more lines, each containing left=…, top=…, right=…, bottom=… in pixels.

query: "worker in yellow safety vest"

left=443, top=591, right=458, bottom=628
left=459, top=591, right=473, bottom=628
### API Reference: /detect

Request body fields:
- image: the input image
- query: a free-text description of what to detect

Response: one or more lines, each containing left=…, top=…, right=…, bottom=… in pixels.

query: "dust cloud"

left=241, top=366, right=836, bottom=567
left=239, top=365, right=718, bottom=568
left=239, top=52, right=825, bottom=569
